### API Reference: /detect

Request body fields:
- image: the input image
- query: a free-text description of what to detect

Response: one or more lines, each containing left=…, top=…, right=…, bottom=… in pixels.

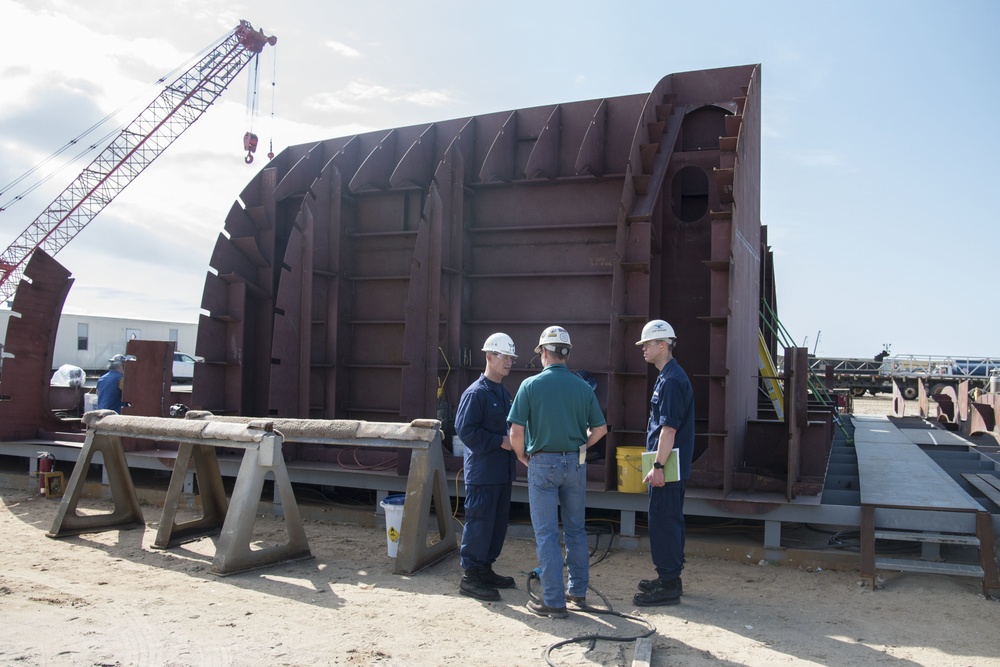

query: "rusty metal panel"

left=270, top=201, right=312, bottom=418
left=969, top=395, right=998, bottom=435
left=184, top=64, right=821, bottom=495
left=193, top=167, right=279, bottom=417
left=403, top=188, right=445, bottom=421
left=0, top=250, right=74, bottom=440
left=122, top=339, right=174, bottom=418
left=119, top=339, right=175, bottom=452
left=347, top=367, right=403, bottom=417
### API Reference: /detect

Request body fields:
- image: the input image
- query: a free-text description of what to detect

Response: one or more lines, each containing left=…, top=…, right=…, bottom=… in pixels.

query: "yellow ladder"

left=758, top=330, right=784, bottom=419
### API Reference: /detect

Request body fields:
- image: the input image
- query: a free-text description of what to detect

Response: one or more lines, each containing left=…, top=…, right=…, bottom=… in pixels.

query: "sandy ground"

left=849, top=393, right=922, bottom=418
left=2, top=395, right=998, bottom=666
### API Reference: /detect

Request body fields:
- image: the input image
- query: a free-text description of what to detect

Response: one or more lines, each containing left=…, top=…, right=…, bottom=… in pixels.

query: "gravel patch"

left=849, top=393, right=925, bottom=417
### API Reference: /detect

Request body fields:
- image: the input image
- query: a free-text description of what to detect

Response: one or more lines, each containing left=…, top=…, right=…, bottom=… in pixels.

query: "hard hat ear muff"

left=535, top=326, right=572, bottom=354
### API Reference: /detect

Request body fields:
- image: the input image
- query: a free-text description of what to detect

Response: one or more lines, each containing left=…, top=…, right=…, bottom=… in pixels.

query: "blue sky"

left=1, top=0, right=997, bottom=359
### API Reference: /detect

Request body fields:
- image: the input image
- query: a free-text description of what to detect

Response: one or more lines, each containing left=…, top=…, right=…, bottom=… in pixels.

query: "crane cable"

left=244, top=52, right=261, bottom=133
left=244, top=37, right=278, bottom=163
left=0, top=31, right=228, bottom=215
left=243, top=51, right=261, bottom=163
left=267, top=42, right=278, bottom=159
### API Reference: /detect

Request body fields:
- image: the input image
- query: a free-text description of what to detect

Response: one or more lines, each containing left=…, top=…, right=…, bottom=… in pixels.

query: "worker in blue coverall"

left=454, top=333, right=519, bottom=602
left=96, top=354, right=127, bottom=413
left=634, top=319, right=694, bottom=606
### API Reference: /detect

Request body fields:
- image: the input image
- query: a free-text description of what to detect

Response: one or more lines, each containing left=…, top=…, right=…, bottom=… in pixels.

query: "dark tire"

left=929, top=383, right=947, bottom=396
left=850, top=387, right=867, bottom=397
left=902, top=385, right=918, bottom=400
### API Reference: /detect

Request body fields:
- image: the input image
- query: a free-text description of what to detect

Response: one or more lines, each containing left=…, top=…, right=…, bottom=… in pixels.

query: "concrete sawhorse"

left=47, top=411, right=312, bottom=576
left=181, top=412, right=459, bottom=575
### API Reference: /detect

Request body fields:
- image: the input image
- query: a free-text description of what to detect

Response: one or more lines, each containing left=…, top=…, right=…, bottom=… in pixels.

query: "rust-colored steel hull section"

left=188, top=64, right=824, bottom=492
left=0, top=250, right=77, bottom=440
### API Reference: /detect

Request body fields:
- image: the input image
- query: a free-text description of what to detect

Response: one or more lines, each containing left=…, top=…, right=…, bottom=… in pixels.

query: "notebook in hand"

left=641, top=449, right=680, bottom=483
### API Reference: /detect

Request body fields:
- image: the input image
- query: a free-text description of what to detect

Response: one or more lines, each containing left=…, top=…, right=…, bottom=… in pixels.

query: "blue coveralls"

left=646, top=358, right=695, bottom=581
left=96, top=369, right=125, bottom=413
left=454, top=374, right=516, bottom=571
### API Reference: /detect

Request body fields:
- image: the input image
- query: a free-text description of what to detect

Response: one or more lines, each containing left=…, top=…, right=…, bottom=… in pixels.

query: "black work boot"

left=479, top=566, right=516, bottom=589
left=460, top=569, right=501, bottom=601
left=633, top=577, right=681, bottom=606
left=638, top=576, right=683, bottom=596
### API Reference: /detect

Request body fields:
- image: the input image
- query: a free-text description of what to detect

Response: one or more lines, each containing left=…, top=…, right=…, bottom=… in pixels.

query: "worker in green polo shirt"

left=508, top=325, right=607, bottom=618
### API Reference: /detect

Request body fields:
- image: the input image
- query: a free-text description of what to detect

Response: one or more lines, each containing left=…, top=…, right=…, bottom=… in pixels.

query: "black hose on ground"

left=525, top=568, right=656, bottom=667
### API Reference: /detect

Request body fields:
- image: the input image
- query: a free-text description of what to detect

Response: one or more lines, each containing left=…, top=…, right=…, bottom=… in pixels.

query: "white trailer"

left=0, top=307, right=196, bottom=376
left=809, top=352, right=999, bottom=399
left=880, top=354, right=1000, bottom=400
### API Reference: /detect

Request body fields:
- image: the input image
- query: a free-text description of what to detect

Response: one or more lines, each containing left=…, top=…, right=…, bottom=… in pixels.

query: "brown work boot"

left=526, top=599, right=568, bottom=618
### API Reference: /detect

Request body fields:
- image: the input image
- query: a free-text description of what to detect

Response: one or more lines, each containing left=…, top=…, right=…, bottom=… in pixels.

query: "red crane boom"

left=0, top=20, right=276, bottom=303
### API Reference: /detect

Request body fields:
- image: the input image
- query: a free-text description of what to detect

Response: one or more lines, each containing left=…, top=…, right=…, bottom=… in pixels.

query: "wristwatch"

left=653, top=461, right=665, bottom=470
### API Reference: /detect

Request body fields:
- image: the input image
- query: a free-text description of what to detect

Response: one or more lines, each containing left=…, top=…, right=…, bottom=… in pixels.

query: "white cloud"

left=304, top=81, right=455, bottom=114
left=3, top=3, right=188, bottom=117
left=324, top=40, right=361, bottom=59
left=303, top=92, right=365, bottom=114
left=401, top=89, right=455, bottom=108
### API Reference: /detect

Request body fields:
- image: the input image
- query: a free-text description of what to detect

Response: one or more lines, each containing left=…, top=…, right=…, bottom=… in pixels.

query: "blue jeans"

left=527, top=452, right=589, bottom=607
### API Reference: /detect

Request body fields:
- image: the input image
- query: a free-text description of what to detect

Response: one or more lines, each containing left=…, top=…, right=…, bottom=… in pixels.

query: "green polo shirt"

left=508, top=363, right=606, bottom=454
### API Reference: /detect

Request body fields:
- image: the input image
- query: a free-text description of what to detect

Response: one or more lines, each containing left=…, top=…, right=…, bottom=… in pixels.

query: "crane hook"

left=243, top=132, right=259, bottom=164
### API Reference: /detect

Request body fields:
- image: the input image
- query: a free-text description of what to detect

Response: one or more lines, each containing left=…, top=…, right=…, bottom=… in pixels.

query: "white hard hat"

left=482, top=332, right=517, bottom=358
left=534, top=325, right=572, bottom=355
left=635, top=319, right=676, bottom=345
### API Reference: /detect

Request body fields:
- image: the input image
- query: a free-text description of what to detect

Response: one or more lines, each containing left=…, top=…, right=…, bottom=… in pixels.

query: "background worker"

left=454, top=333, right=519, bottom=602
left=96, top=354, right=127, bottom=413
left=634, top=319, right=694, bottom=606
left=508, top=326, right=607, bottom=618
